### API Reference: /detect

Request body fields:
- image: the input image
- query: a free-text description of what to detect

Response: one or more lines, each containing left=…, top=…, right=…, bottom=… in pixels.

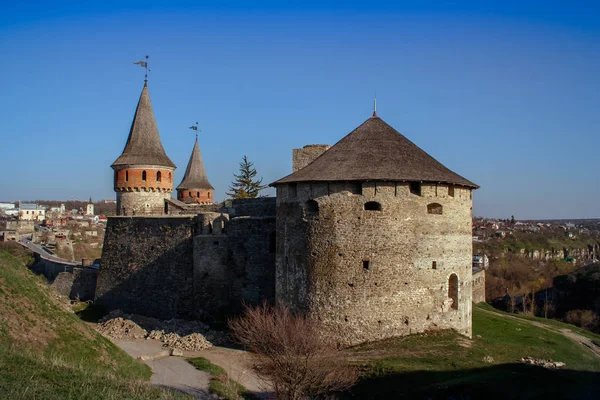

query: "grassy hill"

left=0, top=247, right=188, bottom=400
left=346, top=304, right=600, bottom=399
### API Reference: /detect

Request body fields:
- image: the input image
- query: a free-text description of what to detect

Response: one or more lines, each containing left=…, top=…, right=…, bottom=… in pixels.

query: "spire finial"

left=134, top=55, right=150, bottom=84
left=372, top=95, right=378, bottom=117
left=189, top=122, right=200, bottom=140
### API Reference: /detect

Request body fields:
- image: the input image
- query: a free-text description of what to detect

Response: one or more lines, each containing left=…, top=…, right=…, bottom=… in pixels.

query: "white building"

left=19, top=203, right=46, bottom=221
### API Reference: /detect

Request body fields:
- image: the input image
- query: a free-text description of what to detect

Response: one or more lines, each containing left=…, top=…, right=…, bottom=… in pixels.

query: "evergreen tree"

left=227, top=155, right=266, bottom=199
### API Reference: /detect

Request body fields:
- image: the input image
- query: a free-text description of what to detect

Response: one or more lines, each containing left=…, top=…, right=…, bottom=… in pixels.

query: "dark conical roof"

left=111, top=83, right=176, bottom=168
left=272, top=114, right=478, bottom=188
left=176, top=136, right=214, bottom=191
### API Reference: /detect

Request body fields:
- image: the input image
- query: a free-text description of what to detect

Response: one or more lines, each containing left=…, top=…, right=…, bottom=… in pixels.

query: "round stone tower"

left=176, top=136, right=214, bottom=204
left=111, top=82, right=176, bottom=215
left=272, top=111, right=478, bottom=346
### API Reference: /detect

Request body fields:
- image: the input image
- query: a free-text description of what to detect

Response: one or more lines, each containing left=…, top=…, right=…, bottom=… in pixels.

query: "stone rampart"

left=472, top=269, right=486, bottom=303
left=95, top=216, right=196, bottom=319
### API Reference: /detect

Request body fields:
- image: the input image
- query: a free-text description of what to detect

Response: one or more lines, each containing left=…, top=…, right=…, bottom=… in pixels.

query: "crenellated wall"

left=276, top=181, right=474, bottom=345
left=97, top=198, right=276, bottom=320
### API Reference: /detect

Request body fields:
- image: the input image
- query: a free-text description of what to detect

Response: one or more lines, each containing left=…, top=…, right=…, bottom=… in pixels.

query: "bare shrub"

left=229, top=303, right=358, bottom=400
left=565, top=309, right=599, bottom=330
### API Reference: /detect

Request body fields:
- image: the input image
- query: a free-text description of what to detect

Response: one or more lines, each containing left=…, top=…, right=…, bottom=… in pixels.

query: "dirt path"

left=113, top=338, right=214, bottom=399
left=479, top=308, right=600, bottom=357
left=112, top=338, right=269, bottom=399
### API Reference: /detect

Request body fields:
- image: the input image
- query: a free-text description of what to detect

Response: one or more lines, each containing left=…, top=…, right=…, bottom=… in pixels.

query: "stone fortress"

left=96, top=81, right=479, bottom=345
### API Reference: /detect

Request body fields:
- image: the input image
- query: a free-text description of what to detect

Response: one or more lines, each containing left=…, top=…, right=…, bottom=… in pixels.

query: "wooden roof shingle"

left=112, top=83, right=176, bottom=169
left=272, top=114, right=478, bottom=188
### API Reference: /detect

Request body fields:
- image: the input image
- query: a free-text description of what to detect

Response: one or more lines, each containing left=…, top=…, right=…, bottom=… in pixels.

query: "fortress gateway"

left=96, top=83, right=478, bottom=345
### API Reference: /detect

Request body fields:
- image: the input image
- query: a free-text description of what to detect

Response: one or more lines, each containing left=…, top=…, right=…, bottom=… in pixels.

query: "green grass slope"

left=347, top=304, right=600, bottom=399
left=0, top=249, right=188, bottom=400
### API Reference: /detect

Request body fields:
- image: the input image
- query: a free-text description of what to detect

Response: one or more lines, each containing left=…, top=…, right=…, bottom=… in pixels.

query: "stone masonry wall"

left=292, top=145, right=331, bottom=172
left=276, top=181, right=473, bottom=345
left=193, top=199, right=276, bottom=316
left=95, top=216, right=197, bottom=319
left=472, top=269, right=486, bottom=303
left=116, top=191, right=171, bottom=216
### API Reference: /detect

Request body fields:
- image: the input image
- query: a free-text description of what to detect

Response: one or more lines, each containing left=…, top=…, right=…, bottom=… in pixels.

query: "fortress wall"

left=193, top=214, right=276, bottom=315
left=292, top=145, right=331, bottom=172
left=227, top=197, right=276, bottom=218
left=472, top=269, right=486, bottom=303
left=95, top=216, right=197, bottom=319
left=276, top=181, right=473, bottom=345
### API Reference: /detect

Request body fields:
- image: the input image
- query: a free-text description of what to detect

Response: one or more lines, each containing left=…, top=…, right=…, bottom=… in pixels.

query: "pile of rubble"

left=97, top=309, right=228, bottom=351
left=520, top=356, right=566, bottom=369
left=97, top=317, right=148, bottom=339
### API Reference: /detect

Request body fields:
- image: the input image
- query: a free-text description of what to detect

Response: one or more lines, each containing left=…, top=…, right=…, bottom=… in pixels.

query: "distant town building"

left=19, top=203, right=45, bottom=221
left=86, top=198, right=95, bottom=216
left=473, top=254, right=489, bottom=269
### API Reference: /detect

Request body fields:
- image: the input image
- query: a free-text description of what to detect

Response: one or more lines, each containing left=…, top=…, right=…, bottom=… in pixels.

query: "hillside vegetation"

left=0, top=248, right=188, bottom=399
left=346, top=303, right=600, bottom=399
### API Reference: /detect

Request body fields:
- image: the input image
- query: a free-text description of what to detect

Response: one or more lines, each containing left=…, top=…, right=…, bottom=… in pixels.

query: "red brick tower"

left=111, top=82, right=176, bottom=215
left=176, top=136, right=214, bottom=204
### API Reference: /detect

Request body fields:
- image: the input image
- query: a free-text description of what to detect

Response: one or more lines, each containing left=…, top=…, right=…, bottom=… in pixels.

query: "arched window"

left=364, top=201, right=382, bottom=211
left=142, top=170, right=147, bottom=181
left=157, top=171, right=161, bottom=182
left=448, top=274, right=458, bottom=310
left=125, top=171, right=128, bottom=181
left=208, top=192, right=211, bottom=199
left=427, top=203, right=443, bottom=215
left=189, top=191, right=192, bottom=197
left=305, top=200, right=319, bottom=213
left=197, top=191, right=200, bottom=197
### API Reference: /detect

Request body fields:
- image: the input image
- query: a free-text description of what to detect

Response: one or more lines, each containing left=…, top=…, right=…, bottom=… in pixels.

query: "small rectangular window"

left=410, top=182, right=421, bottom=196
left=448, top=185, right=454, bottom=197
left=363, top=260, right=370, bottom=270
left=432, top=261, right=437, bottom=269
left=289, top=183, right=297, bottom=198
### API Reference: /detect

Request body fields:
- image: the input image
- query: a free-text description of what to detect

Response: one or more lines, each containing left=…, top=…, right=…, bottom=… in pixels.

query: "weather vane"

left=133, top=55, right=150, bottom=83
left=189, top=122, right=200, bottom=139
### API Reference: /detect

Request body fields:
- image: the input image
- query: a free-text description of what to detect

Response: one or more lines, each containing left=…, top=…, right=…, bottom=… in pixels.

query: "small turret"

left=176, top=136, right=214, bottom=204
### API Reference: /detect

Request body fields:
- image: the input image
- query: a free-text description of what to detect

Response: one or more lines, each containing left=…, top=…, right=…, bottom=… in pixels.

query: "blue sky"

left=1, top=1, right=599, bottom=219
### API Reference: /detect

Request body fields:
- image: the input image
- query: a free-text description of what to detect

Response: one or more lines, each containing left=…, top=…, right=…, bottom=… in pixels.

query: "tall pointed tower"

left=176, top=136, right=214, bottom=204
left=112, top=83, right=176, bottom=215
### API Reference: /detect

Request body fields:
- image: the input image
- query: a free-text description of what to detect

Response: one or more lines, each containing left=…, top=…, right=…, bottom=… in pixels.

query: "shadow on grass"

left=76, top=303, right=109, bottom=323
left=343, top=363, right=600, bottom=400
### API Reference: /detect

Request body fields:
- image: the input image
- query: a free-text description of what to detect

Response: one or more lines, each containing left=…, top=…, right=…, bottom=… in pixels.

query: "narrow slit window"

left=156, top=171, right=162, bottom=182
left=363, top=260, right=370, bottom=270
left=125, top=171, right=129, bottom=181
left=142, top=170, right=147, bottom=181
